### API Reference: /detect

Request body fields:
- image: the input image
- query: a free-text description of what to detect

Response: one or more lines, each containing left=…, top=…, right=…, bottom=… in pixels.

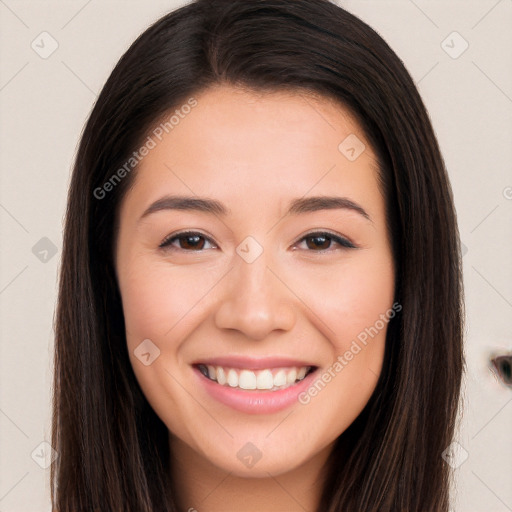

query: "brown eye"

left=298, top=232, right=356, bottom=252
left=159, top=232, right=216, bottom=251
left=179, top=234, right=205, bottom=250
left=305, top=234, right=331, bottom=250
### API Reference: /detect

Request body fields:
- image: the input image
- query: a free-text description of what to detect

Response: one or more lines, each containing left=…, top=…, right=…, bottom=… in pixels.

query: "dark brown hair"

left=51, top=0, right=465, bottom=510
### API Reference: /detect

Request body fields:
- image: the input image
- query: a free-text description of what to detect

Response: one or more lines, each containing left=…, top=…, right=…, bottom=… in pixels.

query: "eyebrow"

left=138, top=195, right=372, bottom=222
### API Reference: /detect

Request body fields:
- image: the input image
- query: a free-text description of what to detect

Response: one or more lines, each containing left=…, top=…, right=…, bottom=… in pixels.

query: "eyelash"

left=158, top=230, right=357, bottom=252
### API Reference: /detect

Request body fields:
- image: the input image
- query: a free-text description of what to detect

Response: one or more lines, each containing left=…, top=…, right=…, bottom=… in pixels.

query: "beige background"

left=0, top=1, right=511, bottom=510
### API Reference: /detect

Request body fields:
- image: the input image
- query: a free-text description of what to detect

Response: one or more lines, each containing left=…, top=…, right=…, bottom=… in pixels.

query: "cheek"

left=293, top=250, right=394, bottom=413
left=295, top=251, right=395, bottom=348
left=295, top=259, right=394, bottom=437
left=119, top=260, right=204, bottom=341
left=333, top=262, right=395, bottom=345
left=117, top=260, right=210, bottom=436
left=327, top=258, right=393, bottom=395
left=120, top=275, right=171, bottom=344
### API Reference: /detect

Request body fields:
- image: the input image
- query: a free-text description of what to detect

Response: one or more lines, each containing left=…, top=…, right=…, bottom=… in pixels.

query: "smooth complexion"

left=114, top=85, right=395, bottom=511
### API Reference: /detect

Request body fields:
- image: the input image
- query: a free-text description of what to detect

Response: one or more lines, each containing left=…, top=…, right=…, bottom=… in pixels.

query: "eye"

left=294, top=231, right=356, bottom=252
left=159, top=231, right=217, bottom=251
left=490, top=354, right=512, bottom=387
left=159, top=230, right=356, bottom=253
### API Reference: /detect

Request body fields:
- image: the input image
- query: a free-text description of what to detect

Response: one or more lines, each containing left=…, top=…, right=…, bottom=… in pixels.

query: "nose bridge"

left=214, top=242, right=296, bottom=339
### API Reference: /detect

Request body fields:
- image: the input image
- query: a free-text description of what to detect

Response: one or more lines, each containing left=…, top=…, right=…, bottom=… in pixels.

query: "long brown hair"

left=51, top=1, right=465, bottom=510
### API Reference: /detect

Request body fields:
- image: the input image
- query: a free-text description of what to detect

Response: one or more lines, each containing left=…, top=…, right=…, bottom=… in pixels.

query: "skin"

left=114, top=84, right=395, bottom=512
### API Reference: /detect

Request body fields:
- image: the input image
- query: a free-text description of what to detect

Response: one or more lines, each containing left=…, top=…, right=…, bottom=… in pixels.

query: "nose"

left=214, top=250, right=297, bottom=341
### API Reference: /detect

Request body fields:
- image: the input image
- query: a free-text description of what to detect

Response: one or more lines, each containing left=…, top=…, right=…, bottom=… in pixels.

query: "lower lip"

left=193, top=366, right=317, bottom=414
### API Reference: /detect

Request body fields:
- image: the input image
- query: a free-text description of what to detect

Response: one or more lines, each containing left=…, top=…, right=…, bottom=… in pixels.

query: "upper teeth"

left=198, top=365, right=311, bottom=391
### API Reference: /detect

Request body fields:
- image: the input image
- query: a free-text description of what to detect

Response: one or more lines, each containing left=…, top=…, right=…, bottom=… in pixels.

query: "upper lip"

left=192, top=356, right=317, bottom=370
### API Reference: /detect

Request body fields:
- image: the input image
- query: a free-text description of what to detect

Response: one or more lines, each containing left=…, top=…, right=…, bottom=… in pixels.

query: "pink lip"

left=192, top=365, right=318, bottom=415
left=192, top=356, right=315, bottom=370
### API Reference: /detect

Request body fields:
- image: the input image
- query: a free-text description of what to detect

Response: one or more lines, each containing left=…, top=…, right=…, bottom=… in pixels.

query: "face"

left=114, top=85, right=395, bottom=478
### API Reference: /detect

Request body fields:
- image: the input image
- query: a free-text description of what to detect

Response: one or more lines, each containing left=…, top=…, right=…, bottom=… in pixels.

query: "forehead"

left=121, top=85, right=382, bottom=220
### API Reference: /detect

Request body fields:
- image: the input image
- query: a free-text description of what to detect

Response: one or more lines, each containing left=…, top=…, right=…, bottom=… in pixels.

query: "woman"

left=51, top=0, right=465, bottom=510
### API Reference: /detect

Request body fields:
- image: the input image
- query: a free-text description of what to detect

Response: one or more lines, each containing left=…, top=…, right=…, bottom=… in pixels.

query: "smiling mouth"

left=195, top=364, right=316, bottom=392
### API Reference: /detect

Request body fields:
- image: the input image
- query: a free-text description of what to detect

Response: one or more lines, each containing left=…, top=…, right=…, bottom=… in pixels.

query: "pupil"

left=308, top=235, right=330, bottom=250
left=183, top=235, right=204, bottom=250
